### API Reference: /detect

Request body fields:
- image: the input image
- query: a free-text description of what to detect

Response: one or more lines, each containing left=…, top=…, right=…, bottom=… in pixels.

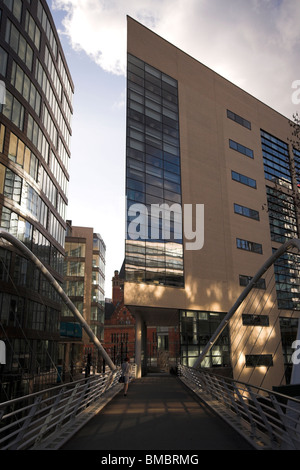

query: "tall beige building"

left=124, top=17, right=300, bottom=388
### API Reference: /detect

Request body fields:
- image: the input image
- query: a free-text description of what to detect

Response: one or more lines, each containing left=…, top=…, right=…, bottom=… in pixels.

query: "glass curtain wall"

left=125, top=54, right=184, bottom=287
left=180, top=311, right=230, bottom=368
left=261, top=130, right=300, bottom=311
left=0, top=0, right=73, bottom=399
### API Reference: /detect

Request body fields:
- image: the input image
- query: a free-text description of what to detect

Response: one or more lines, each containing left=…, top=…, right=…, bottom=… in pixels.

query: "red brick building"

left=104, top=266, right=181, bottom=371
left=104, top=268, right=136, bottom=365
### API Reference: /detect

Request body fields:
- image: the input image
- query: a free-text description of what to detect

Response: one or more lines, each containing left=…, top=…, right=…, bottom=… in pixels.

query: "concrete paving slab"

left=61, top=375, right=254, bottom=451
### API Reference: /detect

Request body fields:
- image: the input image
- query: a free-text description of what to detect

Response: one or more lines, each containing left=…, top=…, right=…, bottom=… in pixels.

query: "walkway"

left=61, top=374, right=254, bottom=451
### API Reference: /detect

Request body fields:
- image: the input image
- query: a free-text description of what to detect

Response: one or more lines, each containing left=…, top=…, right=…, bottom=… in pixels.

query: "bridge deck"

left=61, top=374, right=253, bottom=451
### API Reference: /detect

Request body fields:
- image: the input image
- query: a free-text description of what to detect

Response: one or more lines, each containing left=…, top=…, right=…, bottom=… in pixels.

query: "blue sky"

left=48, top=0, right=300, bottom=296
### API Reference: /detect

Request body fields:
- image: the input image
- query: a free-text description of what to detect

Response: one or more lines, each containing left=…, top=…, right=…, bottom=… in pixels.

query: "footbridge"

left=1, top=231, right=300, bottom=451
left=1, top=365, right=300, bottom=451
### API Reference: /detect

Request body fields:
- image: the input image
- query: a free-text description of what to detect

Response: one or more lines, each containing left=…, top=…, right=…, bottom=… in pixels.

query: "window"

left=8, top=132, right=39, bottom=180
left=11, top=61, right=41, bottom=115
left=4, top=0, right=22, bottom=22
left=40, top=165, right=57, bottom=207
left=58, top=53, right=73, bottom=105
left=37, top=0, right=57, bottom=58
left=234, top=203, right=259, bottom=221
left=242, top=314, right=269, bottom=326
left=126, top=53, right=184, bottom=288
left=0, top=294, right=24, bottom=328
left=3, top=165, right=22, bottom=203
left=64, top=260, right=85, bottom=277
left=236, top=238, right=262, bottom=254
left=227, top=110, right=251, bottom=129
left=229, top=139, right=253, bottom=158
left=293, top=147, right=300, bottom=189
left=180, top=310, right=230, bottom=368
left=266, top=186, right=298, bottom=243
left=65, top=241, right=85, bottom=258
left=245, top=354, right=273, bottom=367
left=261, top=130, right=291, bottom=189
left=35, top=60, right=71, bottom=148
left=25, top=11, right=41, bottom=50
left=43, top=105, right=58, bottom=148
left=274, top=250, right=300, bottom=310
left=231, top=170, right=256, bottom=188
left=44, top=46, right=61, bottom=99
left=239, top=275, right=266, bottom=289
left=0, top=206, right=33, bottom=246
left=0, top=46, right=8, bottom=77
left=0, top=90, right=24, bottom=130
left=0, top=124, right=5, bottom=153
left=27, top=114, right=49, bottom=161
left=0, top=248, right=11, bottom=281
left=64, top=280, right=84, bottom=297
left=5, top=20, right=33, bottom=71
left=32, top=229, right=50, bottom=266
left=48, top=212, right=64, bottom=247
left=13, top=254, right=28, bottom=286
left=26, top=300, right=46, bottom=331
left=50, top=151, right=68, bottom=193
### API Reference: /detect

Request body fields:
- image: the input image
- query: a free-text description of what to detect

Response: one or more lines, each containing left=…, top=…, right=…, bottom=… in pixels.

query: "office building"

left=62, top=222, right=106, bottom=376
left=0, top=0, right=73, bottom=398
left=124, top=17, right=300, bottom=388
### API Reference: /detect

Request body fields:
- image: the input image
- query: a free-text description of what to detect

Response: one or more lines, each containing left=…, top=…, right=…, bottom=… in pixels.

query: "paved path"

left=61, top=374, right=253, bottom=451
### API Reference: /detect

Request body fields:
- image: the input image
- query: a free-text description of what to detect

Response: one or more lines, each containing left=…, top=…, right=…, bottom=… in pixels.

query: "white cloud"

left=52, top=0, right=300, bottom=117
left=52, top=0, right=166, bottom=75
left=49, top=0, right=300, bottom=291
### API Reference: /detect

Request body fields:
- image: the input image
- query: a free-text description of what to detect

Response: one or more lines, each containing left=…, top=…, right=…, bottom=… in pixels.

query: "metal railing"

left=2, top=362, right=298, bottom=451
left=0, top=369, right=125, bottom=450
left=179, top=365, right=300, bottom=450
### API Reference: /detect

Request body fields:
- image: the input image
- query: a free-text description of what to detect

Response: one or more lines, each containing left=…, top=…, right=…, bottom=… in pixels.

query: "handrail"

left=0, top=370, right=122, bottom=450
left=0, top=364, right=137, bottom=450
left=179, top=365, right=300, bottom=450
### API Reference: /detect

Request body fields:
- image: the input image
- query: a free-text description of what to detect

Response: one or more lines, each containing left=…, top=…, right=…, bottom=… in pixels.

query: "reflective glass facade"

left=0, top=0, right=73, bottom=398
left=62, top=227, right=106, bottom=375
left=261, top=130, right=291, bottom=189
left=266, top=186, right=298, bottom=244
left=180, top=311, right=230, bottom=368
left=63, top=235, right=106, bottom=324
left=261, top=130, right=300, bottom=311
left=274, top=250, right=300, bottom=310
left=125, top=54, right=184, bottom=287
